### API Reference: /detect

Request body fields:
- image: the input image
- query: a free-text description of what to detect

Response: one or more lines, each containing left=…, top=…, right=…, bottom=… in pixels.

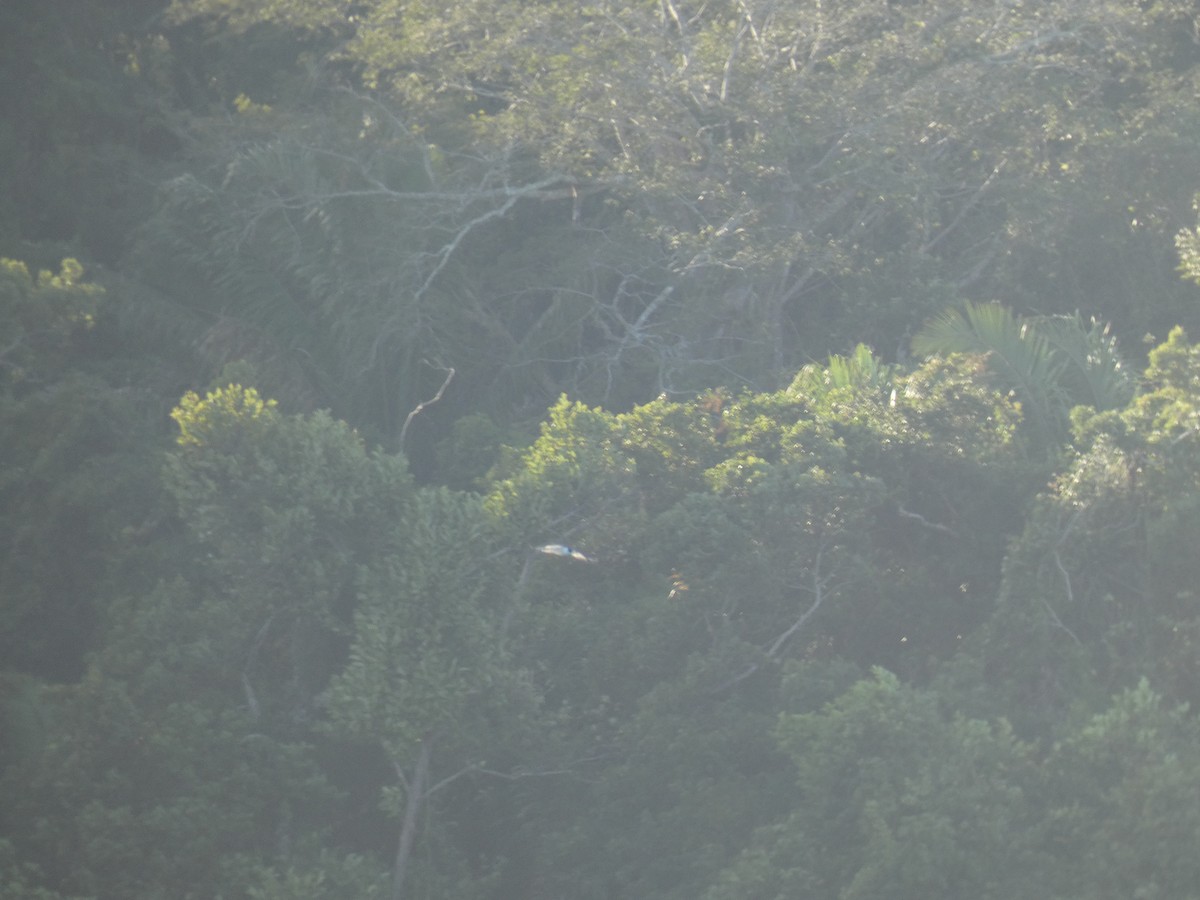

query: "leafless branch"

left=392, top=757, right=410, bottom=793
left=1042, top=558, right=1082, bottom=645
left=398, top=364, right=455, bottom=450
left=240, top=673, right=260, bottom=721
left=719, top=22, right=747, bottom=102
left=1044, top=512, right=1083, bottom=645
left=711, top=544, right=832, bottom=693
left=987, top=29, right=1099, bottom=65
left=756, top=547, right=827, bottom=655
left=1170, top=427, right=1198, bottom=445
left=411, top=174, right=575, bottom=305
left=423, top=762, right=476, bottom=798
left=242, top=611, right=278, bottom=720
left=897, top=504, right=957, bottom=537
left=0, top=335, right=24, bottom=366
left=734, top=0, right=765, bottom=54
left=425, top=754, right=611, bottom=798
left=919, top=160, right=1007, bottom=256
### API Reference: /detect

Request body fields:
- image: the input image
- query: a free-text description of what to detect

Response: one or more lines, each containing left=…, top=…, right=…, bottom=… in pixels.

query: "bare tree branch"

left=241, top=612, right=278, bottom=721
left=424, top=754, right=610, bottom=799
left=392, top=736, right=431, bottom=900
left=897, top=504, right=957, bottom=537
left=711, top=544, right=832, bottom=693
left=411, top=175, right=573, bottom=305
left=919, top=160, right=1007, bottom=256
left=398, top=364, right=455, bottom=451
left=1042, top=557, right=1082, bottom=645
left=1045, top=511, right=1083, bottom=645
left=0, top=335, right=24, bottom=367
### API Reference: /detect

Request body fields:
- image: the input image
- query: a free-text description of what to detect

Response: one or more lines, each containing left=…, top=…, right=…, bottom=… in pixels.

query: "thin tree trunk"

left=392, top=736, right=432, bottom=900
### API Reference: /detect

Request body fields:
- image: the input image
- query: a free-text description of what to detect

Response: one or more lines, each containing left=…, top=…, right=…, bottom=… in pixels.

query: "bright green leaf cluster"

left=170, top=383, right=278, bottom=448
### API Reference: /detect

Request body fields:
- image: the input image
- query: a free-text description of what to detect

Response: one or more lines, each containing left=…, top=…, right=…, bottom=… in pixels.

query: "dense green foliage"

left=7, top=1, right=1200, bottom=897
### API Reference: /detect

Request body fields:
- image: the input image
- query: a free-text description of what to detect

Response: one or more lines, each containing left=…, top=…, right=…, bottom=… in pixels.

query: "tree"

left=323, top=486, right=520, bottom=900
left=939, top=326, right=1200, bottom=734
left=1, top=384, right=420, bottom=897
left=472, top=350, right=1036, bottom=897
left=0, top=837, right=81, bottom=900
left=912, top=301, right=1133, bottom=454
left=705, top=669, right=1045, bottom=900
left=162, top=0, right=1200, bottom=391
left=0, top=1, right=185, bottom=261
left=0, top=258, right=169, bottom=681
left=1043, top=679, right=1200, bottom=900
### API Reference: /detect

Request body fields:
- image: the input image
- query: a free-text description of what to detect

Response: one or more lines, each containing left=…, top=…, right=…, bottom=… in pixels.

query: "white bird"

left=536, top=543, right=597, bottom=563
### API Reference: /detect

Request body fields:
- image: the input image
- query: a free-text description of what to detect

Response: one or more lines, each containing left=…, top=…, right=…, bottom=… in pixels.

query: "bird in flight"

left=536, top=544, right=597, bottom=563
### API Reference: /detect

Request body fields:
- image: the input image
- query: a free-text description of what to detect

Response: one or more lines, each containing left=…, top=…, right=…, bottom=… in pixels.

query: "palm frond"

left=1037, top=312, right=1133, bottom=412
left=790, top=343, right=895, bottom=398
left=912, top=301, right=1071, bottom=446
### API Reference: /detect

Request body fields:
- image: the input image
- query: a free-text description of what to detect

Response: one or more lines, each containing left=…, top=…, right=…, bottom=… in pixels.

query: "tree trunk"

left=392, top=735, right=432, bottom=900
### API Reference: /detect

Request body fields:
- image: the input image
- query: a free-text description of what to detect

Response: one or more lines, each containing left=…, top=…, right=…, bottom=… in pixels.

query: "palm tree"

left=789, top=342, right=898, bottom=400
left=911, top=301, right=1132, bottom=451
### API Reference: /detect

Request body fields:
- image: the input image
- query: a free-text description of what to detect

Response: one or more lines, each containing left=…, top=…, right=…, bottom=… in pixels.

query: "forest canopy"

left=5, top=1, right=1200, bottom=898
